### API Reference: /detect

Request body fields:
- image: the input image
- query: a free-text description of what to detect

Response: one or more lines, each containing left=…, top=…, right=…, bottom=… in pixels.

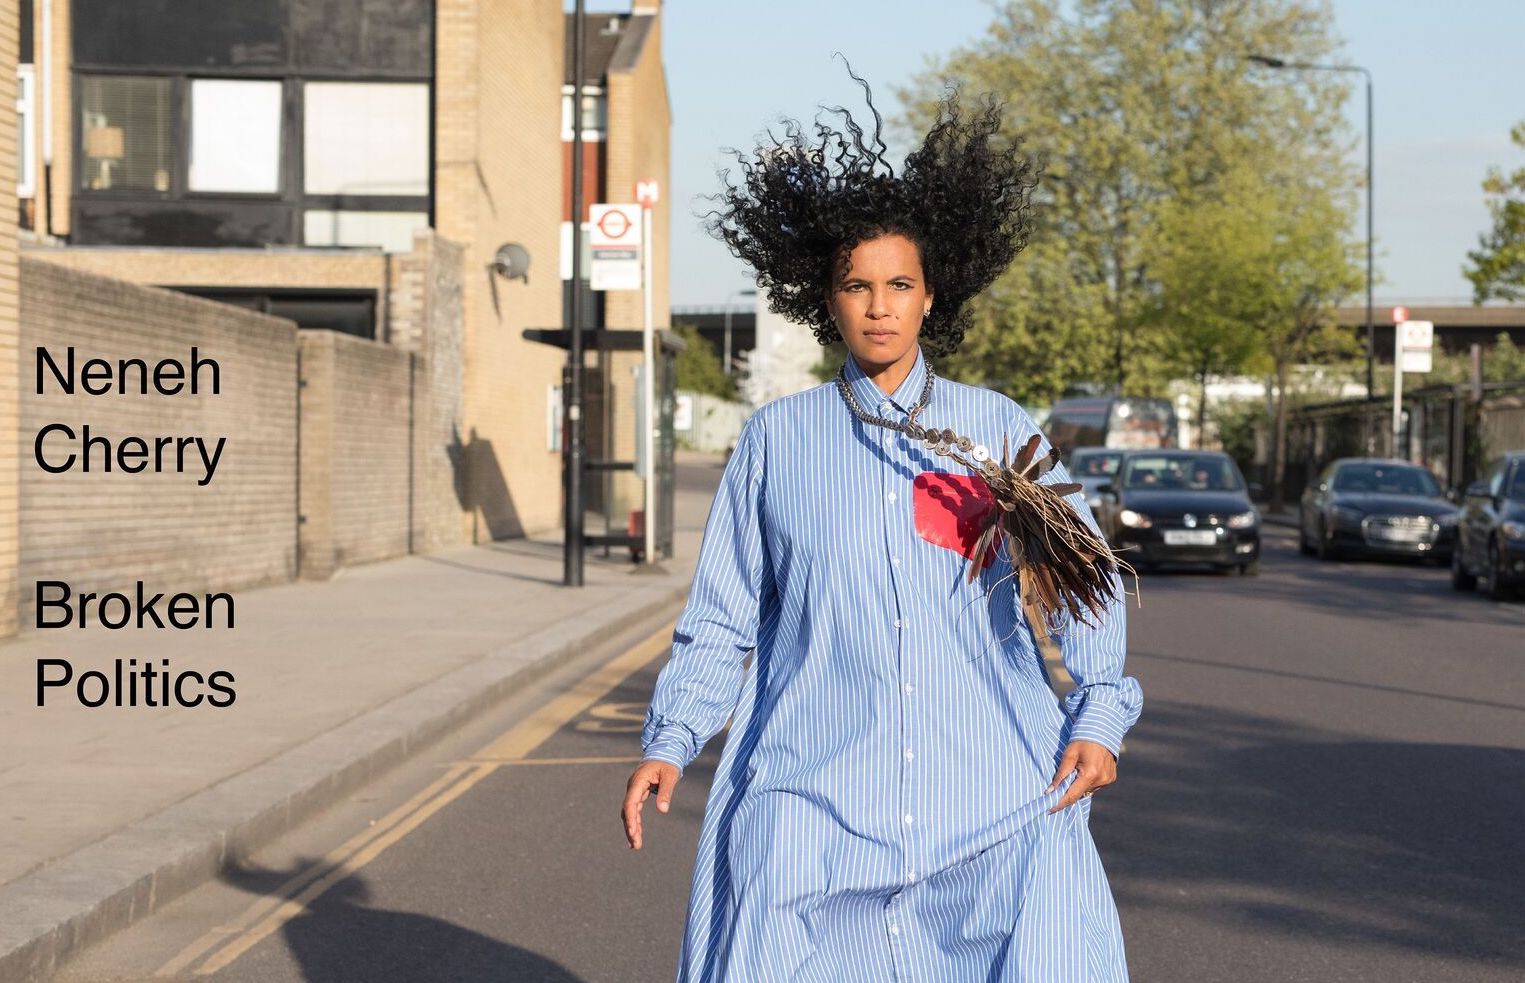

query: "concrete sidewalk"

left=0, top=454, right=722, bottom=981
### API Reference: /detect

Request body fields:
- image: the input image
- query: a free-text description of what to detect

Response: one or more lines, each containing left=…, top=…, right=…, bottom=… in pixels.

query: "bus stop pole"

left=641, top=202, right=655, bottom=565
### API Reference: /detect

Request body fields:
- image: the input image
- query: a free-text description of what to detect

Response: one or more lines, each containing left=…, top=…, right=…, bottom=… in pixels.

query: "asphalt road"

left=58, top=505, right=1525, bottom=982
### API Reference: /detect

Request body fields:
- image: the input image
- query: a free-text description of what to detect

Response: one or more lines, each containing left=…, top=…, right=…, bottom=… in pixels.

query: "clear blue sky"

left=578, top=1, right=1525, bottom=308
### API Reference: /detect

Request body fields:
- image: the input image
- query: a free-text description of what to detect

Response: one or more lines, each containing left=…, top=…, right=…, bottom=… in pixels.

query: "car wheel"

left=1484, top=537, right=1512, bottom=601
left=1238, top=560, right=1261, bottom=577
left=1315, top=520, right=1340, bottom=562
left=1451, top=544, right=1477, bottom=592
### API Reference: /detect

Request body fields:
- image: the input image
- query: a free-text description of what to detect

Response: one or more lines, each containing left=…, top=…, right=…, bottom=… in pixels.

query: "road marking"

left=573, top=700, right=647, bottom=732
left=459, top=755, right=642, bottom=765
left=158, top=620, right=676, bottom=977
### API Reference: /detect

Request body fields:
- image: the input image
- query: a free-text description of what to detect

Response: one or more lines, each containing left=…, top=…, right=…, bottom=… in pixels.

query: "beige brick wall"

left=24, top=245, right=397, bottom=332
left=297, top=331, right=411, bottom=577
left=19, top=258, right=300, bottom=627
left=437, top=0, right=567, bottom=540
left=401, top=234, right=469, bottom=554
left=0, top=0, right=21, bottom=634
left=41, top=0, right=69, bottom=237
left=603, top=10, right=672, bottom=523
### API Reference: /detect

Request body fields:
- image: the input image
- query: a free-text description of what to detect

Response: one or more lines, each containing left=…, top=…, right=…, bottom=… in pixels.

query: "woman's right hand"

left=621, top=760, right=681, bottom=850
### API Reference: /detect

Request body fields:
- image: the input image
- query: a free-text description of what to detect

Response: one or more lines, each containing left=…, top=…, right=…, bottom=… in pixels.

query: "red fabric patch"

left=912, top=472, right=997, bottom=566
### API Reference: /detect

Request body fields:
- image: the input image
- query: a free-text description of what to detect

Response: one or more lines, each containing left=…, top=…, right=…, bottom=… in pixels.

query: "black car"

left=1097, top=450, right=1261, bottom=574
left=1452, top=451, right=1525, bottom=599
left=1298, top=458, right=1458, bottom=562
left=1068, top=447, right=1123, bottom=520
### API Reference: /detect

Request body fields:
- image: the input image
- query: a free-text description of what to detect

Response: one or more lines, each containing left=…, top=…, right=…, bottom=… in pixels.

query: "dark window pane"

left=79, top=75, right=174, bottom=192
left=73, top=0, right=285, bottom=70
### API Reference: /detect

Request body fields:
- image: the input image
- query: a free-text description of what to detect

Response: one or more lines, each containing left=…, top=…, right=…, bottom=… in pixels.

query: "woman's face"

left=827, top=233, right=933, bottom=385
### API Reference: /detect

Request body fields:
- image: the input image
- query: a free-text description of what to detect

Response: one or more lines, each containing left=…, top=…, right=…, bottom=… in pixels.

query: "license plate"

left=1163, top=530, right=1217, bottom=546
left=1368, top=525, right=1426, bottom=543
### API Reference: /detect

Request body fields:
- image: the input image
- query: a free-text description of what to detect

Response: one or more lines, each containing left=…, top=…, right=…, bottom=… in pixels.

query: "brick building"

left=10, top=0, right=671, bottom=546
left=1, top=0, right=19, bottom=637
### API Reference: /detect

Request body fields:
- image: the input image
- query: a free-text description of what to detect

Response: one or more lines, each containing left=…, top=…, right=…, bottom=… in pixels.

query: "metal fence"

left=1282, top=381, right=1525, bottom=500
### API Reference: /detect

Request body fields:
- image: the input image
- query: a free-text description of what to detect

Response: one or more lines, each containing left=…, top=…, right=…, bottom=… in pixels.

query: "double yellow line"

left=157, top=621, right=675, bottom=977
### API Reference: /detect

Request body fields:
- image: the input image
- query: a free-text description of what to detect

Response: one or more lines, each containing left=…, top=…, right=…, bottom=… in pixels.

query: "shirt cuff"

left=641, top=725, right=695, bottom=773
left=1067, top=695, right=1130, bottom=759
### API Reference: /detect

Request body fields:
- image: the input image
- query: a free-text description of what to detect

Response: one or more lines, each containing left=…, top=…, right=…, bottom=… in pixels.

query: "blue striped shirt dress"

left=642, top=348, right=1143, bottom=982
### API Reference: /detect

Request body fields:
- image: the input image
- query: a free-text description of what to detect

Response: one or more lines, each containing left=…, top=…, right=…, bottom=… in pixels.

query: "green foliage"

left=1465, top=121, right=1525, bottom=303
left=672, top=323, right=737, bottom=400
left=900, top=0, right=1360, bottom=406
left=1214, top=399, right=1269, bottom=487
left=1423, top=334, right=1525, bottom=386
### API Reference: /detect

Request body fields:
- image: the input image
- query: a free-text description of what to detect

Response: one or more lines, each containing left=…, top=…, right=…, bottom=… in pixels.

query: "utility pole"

left=562, top=0, right=586, bottom=587
left=1247, top=55, right=1376, bottom=403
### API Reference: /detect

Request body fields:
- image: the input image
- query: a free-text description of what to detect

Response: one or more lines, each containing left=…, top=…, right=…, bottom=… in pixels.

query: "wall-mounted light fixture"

left=490, top=243, right=531, bottom=284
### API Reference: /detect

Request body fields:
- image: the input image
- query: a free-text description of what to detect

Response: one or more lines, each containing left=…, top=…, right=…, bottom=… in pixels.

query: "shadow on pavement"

left=1133, top=544, right=1525, bottom=629
left=1100, top=699, right=1525, bottom=969
left=212, top=867, right=587, bottom=982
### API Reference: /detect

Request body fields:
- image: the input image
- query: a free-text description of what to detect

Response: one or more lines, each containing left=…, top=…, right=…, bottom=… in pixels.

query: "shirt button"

left=903, top=683, right=914, bottom=695
left=904, top=748, right=914, bottom=761
left=906, top=870, right=917, bottom=881
left=889, top=923, right=901, bottom=936
left=891, top=557, right=901, bottom=567
left=904, top=814, right=915, bottom=825
left=879, top=402, right=894, bottom=414
left=893, top=618, right=903, bottom=629
left=886, top=492, right=897, bottom=503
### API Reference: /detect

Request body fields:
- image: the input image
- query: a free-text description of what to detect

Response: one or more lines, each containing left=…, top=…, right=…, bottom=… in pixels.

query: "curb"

left=0, top=580, right=690, bottom=982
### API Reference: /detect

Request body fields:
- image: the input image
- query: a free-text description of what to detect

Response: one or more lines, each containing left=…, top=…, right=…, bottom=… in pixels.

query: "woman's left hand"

left=1046, top=739, right=1117, bottom=813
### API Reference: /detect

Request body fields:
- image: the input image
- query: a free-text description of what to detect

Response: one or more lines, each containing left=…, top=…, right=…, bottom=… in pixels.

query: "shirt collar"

left=842, top=347, right=929, bottom=419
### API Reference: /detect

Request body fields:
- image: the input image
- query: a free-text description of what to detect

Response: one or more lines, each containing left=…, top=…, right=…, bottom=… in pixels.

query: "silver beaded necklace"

left=835, top=361, right=995, bottom=465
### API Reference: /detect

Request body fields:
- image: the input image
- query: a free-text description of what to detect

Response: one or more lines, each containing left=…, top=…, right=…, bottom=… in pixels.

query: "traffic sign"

left=635, top=179, right=660, bottom=208
left=589, top=203, right=642, bottom=291
left=1391, top=305, right=1409, bottom=324
left=1397, top=319, right=1434, bottom=374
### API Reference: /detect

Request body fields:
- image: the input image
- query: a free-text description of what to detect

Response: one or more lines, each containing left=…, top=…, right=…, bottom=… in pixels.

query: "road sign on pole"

left=1391, top=305, right=1409, bottom=324
left=635, top=179, right=660, bottom=207
left=1398, top=319, right=1434, bottom=374
left=1391, top=319, right=1434, bottom=459
left=589, top=203, right=642, bottom=291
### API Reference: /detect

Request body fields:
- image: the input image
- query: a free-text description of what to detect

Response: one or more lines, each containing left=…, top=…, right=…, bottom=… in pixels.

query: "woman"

left=621, top=75, right=1142, bottom=982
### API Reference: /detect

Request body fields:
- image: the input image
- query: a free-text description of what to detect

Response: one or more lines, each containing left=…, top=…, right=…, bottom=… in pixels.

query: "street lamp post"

left=723, top=288, right=758, bottom=376
left=1248, top=55, right=1375, bottom=403
left=563, top=0, right=587, bottom=587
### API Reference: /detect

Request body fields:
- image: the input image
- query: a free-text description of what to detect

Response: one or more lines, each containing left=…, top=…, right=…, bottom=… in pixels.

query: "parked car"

left=1298, top=458, right=1457, bottom=563
left=1068, top=447, right=1123, bottom=520
left=1096, top=450, right=1260, bottom=574
left=1451, top=451, right=1525, bottom=599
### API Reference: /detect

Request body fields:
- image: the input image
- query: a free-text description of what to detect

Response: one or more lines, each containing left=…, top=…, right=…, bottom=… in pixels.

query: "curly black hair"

left=705, top=67, right=1039, bottom=358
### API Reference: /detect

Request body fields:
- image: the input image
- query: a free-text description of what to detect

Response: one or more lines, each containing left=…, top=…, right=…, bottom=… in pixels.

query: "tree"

left=672, top=323, right=737, bottom=400
left=900, top=0, right=1358, bottom=408
left=1465, top=120, right=1525, bottom=303
left=1426, top=333, right=1525, bottom=386
left=1149, top=174, right=1273, bottom=446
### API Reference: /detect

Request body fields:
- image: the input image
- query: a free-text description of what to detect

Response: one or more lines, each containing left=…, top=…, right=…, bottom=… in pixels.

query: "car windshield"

left=1123, top=455, right=1242, bottom=491
left=1332, top=463, right=1441, bottom=497
left=1070, top=451, right=1121, bottom=477
left=1508, top=467, right=1525, bottom=502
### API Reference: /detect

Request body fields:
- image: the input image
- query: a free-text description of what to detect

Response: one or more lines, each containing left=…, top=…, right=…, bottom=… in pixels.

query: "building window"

left=188, top=79, right=283, bottom=194
left=303, top=82, right=428, bottom=196
left=303, top=210, right=429, bottom=253
left=79, top=75, right=174, bottom=192
left=17, top=66, right=35, bottom=198
left=560, top=86, right=606, bottom=140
